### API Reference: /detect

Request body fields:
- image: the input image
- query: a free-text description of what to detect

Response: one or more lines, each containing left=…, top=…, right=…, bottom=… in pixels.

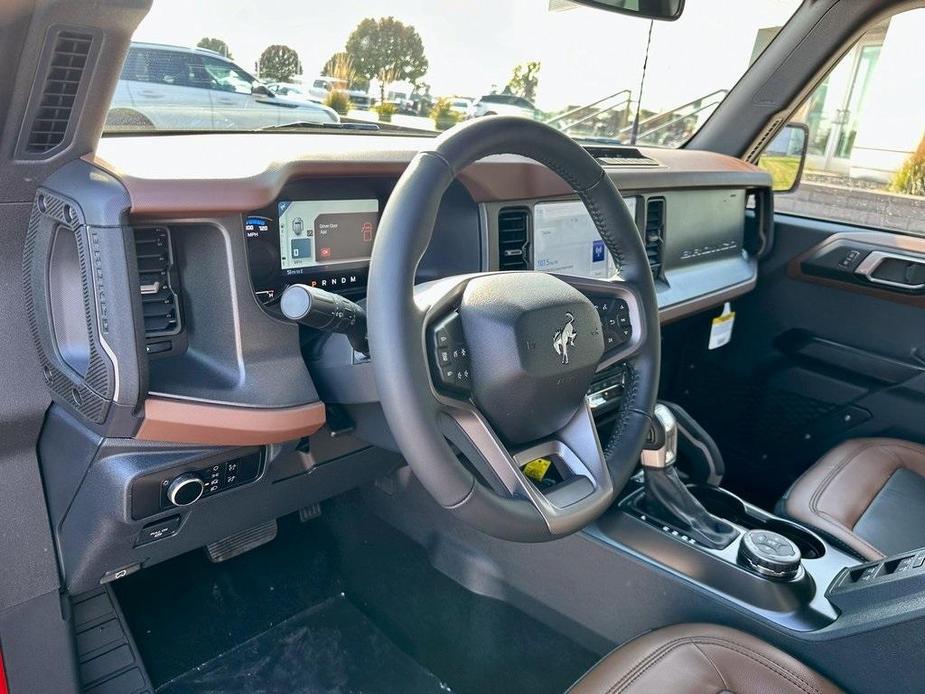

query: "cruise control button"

left=438, top=349, right=452, bottom=365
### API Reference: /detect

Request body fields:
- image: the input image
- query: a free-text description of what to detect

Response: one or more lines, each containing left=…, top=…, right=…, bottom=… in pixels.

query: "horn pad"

left=458, top=273, right=604, bottom=444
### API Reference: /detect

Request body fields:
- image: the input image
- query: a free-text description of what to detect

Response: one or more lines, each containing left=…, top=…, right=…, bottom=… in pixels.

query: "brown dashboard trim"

left=89, top=132, right=769, bottom=216
left=136, top=396, right=326, bottom=445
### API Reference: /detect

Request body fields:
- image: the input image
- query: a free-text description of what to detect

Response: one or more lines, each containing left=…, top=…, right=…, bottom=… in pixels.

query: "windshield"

left=107, top=0, right=801, bottom=146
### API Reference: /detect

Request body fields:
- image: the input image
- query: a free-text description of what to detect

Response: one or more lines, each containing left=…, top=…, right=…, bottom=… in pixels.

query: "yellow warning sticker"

left=522, top=457, right=553, bottom=483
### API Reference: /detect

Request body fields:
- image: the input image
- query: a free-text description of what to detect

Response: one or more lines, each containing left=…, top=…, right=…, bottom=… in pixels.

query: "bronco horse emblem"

left=553, top=312, right=577, bottom=365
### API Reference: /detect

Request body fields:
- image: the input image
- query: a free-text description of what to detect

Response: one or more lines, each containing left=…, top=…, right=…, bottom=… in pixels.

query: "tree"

left=890, top=133, right=925, bottom=197
left=345, top=17, right=428, bottom=103
left=506, top=61, right=541, bottom=103
left=196, top=37, right=232, bottom=59
left=322, top=51, right=365, bottom=90
left=259, top=45, right=301, bottom=83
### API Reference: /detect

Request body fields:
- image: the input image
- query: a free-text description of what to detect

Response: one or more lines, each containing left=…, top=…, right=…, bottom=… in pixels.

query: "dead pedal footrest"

left=205, top=519, right=278, bottom=563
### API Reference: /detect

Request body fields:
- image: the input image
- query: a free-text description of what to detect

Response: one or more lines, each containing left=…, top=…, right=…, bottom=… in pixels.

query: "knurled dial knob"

left=738, top=529, right=802, bottom=580
left=167, top=473, right=204, bottom=506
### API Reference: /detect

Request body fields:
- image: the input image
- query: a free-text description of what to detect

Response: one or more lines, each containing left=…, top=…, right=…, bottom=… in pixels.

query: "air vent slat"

left=497, top=207, right=531, bottom=271
left=134, top=227, right=182, bottom=342
left=644, top=198, right=665, bottom=279
left=24, top=30, right=92, bottom=154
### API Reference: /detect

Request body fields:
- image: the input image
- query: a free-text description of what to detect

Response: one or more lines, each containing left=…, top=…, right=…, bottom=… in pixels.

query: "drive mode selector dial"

left=167, top=473, right=205, bottom=506
left=738, top=529, right=802, bottom=581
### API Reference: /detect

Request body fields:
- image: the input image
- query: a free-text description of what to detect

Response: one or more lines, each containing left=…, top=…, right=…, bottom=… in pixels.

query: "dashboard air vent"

left=644, top=198, right=665, bottom=278
left=134, top=227, right=182, bottom=339
left=498, top=207, right=531, bottom=270
left=25, top=31, right=93, bottom=154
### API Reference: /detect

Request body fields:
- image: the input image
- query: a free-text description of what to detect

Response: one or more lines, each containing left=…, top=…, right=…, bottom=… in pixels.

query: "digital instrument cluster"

left=245, top=198, right=379, bottom=305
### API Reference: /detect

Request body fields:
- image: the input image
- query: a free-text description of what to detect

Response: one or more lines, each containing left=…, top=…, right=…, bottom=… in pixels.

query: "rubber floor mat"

left=157, top=595, right=450, bottom=694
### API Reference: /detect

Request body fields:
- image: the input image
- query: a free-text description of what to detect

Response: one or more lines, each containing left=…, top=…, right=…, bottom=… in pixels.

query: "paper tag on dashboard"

left=708, top=302, right=735, bottom=350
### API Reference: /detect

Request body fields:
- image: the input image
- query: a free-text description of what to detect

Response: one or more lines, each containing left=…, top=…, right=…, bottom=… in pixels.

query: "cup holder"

left=690, top=485, right=826, bottom=559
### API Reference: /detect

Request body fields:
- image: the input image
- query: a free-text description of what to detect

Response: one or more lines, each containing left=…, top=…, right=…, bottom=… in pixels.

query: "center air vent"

left=24, top=30, right=93, bottom=155
left=498, top=207, right=531, bottom=270
left=134, top=227, right=182, bottom=340
left=644, top=198, right=665, bottom=278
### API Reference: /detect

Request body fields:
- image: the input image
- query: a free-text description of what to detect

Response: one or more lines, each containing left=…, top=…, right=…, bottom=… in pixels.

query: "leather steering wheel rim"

left=368, top=116, right=660, bottom=541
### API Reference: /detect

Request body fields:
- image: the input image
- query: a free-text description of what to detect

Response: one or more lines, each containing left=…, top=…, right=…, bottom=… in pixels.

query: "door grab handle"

left=855, top=250, right=925, bottom=290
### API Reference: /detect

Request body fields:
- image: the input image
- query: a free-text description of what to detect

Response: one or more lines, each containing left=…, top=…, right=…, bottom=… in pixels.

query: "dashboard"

left=75, top=132, right=772, bottom=422
left=27, top=132, right=772, bottom=591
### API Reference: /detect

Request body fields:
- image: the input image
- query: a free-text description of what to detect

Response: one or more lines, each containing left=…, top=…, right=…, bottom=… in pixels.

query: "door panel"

left=665, top=214, right=925, bottom=508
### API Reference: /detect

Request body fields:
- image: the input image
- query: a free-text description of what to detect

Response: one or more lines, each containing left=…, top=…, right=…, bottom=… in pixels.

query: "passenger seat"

left=778, top=438, right=925, bottom=560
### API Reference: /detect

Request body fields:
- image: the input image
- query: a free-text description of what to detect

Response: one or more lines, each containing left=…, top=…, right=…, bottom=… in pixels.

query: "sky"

left=133, top=0, right=801, bottom=113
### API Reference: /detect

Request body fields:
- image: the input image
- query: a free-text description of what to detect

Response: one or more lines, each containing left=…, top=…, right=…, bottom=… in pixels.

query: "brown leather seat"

left=779, top=438, right=925, bottom=560
left=569, top=623, right=841, bottom=693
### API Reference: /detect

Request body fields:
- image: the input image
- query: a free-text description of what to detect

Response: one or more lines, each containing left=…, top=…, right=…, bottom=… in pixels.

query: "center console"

left=608, top=482, right=846, bottom=630
left=595, top=401, right=855, bottom=630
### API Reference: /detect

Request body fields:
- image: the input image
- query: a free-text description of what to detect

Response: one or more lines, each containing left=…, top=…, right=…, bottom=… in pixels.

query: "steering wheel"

left=367, top=117, right=660, bottom=541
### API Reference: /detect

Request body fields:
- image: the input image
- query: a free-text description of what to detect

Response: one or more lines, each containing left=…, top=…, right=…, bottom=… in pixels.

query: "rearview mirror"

left=757, top=122, right=809, bottom=194
left=569, top=0, right=684, bottom=21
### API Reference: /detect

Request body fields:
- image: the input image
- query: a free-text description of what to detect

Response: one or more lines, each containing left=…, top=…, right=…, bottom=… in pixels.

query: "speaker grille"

left=22, top=191, right=112, bottom=423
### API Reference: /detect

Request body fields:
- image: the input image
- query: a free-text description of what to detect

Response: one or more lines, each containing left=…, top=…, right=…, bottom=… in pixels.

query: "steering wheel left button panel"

left=429, top=313, right=471, bottom=396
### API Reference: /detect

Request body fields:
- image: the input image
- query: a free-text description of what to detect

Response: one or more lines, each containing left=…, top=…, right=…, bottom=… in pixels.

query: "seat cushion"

left=568, top=623, right=841, bottom=693
left=779, top=438, right=925, bottom=560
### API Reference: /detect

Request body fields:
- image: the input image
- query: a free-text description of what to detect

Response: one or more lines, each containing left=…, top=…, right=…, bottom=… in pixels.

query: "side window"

left=146, top=50, right=191, bottom=87
left=120, top=48, right=149, bottom=82
left=201, top=57, right=254, bottom=94
left=777, top=8, right=925, bottom=234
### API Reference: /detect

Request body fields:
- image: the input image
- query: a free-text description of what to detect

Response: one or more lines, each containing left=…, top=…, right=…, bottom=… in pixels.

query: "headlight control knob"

left=167, top=473, right=204, bottom=506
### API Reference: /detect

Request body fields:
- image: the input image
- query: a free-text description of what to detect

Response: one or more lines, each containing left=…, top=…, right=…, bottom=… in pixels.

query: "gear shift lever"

left=641, top=404, right=737, bottom=549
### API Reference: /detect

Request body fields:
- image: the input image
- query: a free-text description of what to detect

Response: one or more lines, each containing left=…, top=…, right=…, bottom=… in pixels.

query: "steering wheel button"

left=438, top=349, right=452, bottom=365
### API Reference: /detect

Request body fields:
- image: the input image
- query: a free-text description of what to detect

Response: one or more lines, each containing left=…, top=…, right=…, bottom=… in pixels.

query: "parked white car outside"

left=467, top=93, right=537, bottom=119
left=108, top=43, right=339, bottom=130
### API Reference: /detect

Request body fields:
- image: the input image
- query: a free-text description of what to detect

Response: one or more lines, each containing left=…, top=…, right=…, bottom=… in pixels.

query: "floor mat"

left=323, top=497, right=598, bottom=694
left=115, top=515, right=342, bottom=686
left=116, top=500, right=596, bottom=694
left=157, top=596, right=449, bottom=694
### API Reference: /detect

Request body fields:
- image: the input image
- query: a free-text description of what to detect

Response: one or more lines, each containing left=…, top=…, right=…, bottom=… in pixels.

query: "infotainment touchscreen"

left=277, top=199, right=378, bottom=271
left=533, top=198, right=637, bottom=279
